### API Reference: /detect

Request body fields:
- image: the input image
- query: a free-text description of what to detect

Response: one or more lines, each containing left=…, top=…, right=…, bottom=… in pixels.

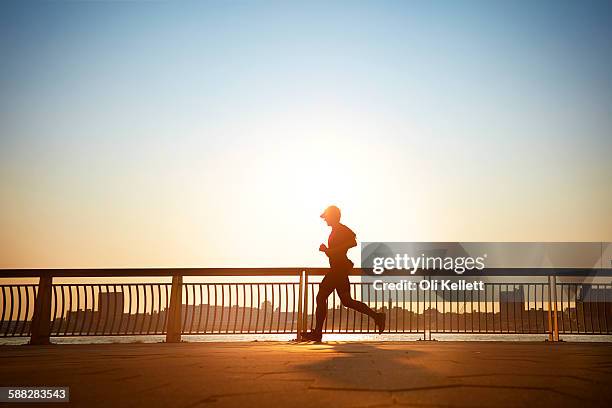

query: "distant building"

left=577, top=287, right=612, bottom=332
left=98, top=291, right=125, bottom=331
left=500, top=286, right=525, bottom=331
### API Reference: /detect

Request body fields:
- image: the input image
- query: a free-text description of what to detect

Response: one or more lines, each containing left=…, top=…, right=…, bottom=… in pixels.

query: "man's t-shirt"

left=328, top=223, right=356, bottom=272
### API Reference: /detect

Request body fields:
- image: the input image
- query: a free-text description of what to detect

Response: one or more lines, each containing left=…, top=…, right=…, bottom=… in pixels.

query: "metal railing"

left=1, top=268, right=611, bottom=343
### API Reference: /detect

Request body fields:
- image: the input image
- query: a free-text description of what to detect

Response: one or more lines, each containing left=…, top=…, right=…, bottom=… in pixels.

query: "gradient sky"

left=1, top=1, right=611, bottom=268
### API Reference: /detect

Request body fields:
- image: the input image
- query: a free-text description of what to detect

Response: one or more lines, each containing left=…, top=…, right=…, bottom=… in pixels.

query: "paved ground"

left=1, top=341, right=612, bottom=407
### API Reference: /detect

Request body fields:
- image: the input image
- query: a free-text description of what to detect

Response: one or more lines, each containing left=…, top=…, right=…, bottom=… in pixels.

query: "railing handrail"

left=1, top=267, right=612, bottom=278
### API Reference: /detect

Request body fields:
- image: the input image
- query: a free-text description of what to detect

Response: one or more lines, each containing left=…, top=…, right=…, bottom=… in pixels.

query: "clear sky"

left=1, top=1, right=611, bottom=268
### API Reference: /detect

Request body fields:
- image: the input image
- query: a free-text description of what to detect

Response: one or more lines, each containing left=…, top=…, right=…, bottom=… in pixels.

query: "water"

left=2, top=333, right=612, bottom=346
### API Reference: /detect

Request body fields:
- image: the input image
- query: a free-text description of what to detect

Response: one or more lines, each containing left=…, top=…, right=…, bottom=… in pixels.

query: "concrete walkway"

left=1, top=341, right=611, bottom=407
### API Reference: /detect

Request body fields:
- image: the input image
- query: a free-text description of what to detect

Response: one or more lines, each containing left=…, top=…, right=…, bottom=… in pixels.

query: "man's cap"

left=320, top=205, right=341, bottom=219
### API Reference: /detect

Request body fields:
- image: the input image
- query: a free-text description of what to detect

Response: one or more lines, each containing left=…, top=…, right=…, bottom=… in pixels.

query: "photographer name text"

left=372, top=279, right=485, bottom=291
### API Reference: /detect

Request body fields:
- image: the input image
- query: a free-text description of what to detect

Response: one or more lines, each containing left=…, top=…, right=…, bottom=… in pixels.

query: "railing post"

left=30, top=274, right=52, bottom=345
left=296, top=270, right=304, bottom=340
left=302, top=270, right=309, bottom=334
left=547, top=276, right=553, bottom=341
left=166, top=274, right=183, bottom=343
left=547, top=275, right=556, bottom=342
left=551, top=275, right=559, bottom=342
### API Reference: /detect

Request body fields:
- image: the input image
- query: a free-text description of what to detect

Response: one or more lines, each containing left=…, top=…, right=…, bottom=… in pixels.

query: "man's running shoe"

left=375, top=313, right=386, bottom=334
left=301, top=331, right=322, bottom=342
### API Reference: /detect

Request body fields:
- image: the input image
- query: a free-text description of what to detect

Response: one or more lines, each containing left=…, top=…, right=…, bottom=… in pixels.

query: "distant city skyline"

left=1, top=1, right=611, bottom=268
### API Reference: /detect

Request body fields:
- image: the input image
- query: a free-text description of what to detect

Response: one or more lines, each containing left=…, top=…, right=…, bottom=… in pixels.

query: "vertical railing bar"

left=220, top=284, right=226, bottom=334
left=561, top=283, right=566, bottom=333
left=269, top=284, right=274, bottom=333
left=146, top=284, right=155, bottom=335
left=276, top=284, right=283, bottom=333
left=594, top=284, right=600, bottom=334
left=120, top=284, right=127, bottom=334
left=21, top=286, right=30, bottom=336
left=467, top=287, right=471, bottom=333
left=154, top=284, right=162, bottom=334
left=211, top=284, right=218, bottom=333
left=164, top=283, right=171, bottom=333
left=309, top=282, right=314, bottom=331
left=351, top=283, right=356, bottom=333
left=110, top=285, right=119, bottom=334
left=12, top=286, right=22, bottom=337
left=190, top=283, right=197, bottom=334
left=181, top=284, right=190, bottom=333
left=581, top=284, right=587, bottom=334
left=477, top=285, right=481, bottom=333
left=204, top=284, right=211, bottom=333
left=50, top=284, right=58, bottom=334
left=1, top=287, right=7, bottom=336
left=56, top=285, right=66, bottom=335
left=402, top=283, right=407, bottom=333
left=296, top=274, right=303, bottom=339
left=429, top=288, right=432, bottom=334
left=283, top=283, right=289, bottom=333
left=91, top=285, right=101, bottom=335
left=444, top=286, right=447, bottom=334
left=603, top=284, right=609, bottom=334
left=127, top=284, right=138, bottom=334
left=512, top=284, right=517, bottom=334
left=117, top=284, right=124, bottom=334
left=127, top=284, right=140, bottom=334
left=73, top=285, right=81, bottom=336
left=8, top=286, right=16, bottom=336
left=462, top=285, right=466, bottom=334
left=520, top=284, right=525, bottom=334
left=366, top=282, right=371, bottom=332
left=331, top=289, right=336, bottom=333
left=100, top=284, right=110, bottom=335
left=573, top=284, right=578, bottom=333
left=503, top=284, right=507, bottom=334
left=416, top=281, right=419, bottom=334
left=584, top=284, right=595, bottom=334
left=134, top=284, right=142, bottom=334
left=227, top=284, right=233, bottom=334
left=235, top=284, right=241, bottom=334
left=254, top=284, right=260, bottom=333
left=527, top=284, right=532, bottom=333
left=197, top=284, right=205, bottom=334
left=188, top=283, right=196, bottom=334
left=60, top=284, right=67, bottom=335
left=248, top=284, right=253, bottom=333
left=114, top=284, right=121, bottom=334
left=360, top=284, right=365, bottom=332
left=409, top=283, right=413, bottom=332
left=239, top=283, right=246, bottom=333
left=339, top=290, right=344, bottom=333
left=126, top=285, right=134, bottom=334
left=138, top=284, right=147, bottom=335
left=262, top=284, right=268, bottom=333
left=65, top=285, right=75, bottom=336
left=85, top=285, right=95, bottom=335
left=540, top=284, right=545, bottom=334
left=290, top=283, right=296, bottom=334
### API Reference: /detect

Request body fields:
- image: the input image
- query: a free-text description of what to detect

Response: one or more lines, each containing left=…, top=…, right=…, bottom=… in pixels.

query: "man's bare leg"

left=338, top=292, right=386, bottom=334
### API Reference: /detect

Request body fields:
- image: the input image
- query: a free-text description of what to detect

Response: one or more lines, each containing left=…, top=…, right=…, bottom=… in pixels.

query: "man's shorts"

left=319, top=270, right=351, bottom=296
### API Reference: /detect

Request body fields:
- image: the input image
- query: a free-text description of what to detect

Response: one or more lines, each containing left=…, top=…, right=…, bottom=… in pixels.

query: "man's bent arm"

left=325, top=239, right=357, bottom=257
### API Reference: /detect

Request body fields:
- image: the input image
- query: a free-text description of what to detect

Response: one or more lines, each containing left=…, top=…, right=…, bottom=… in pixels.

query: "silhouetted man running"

left=302, top=205, right=385, bottom=342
